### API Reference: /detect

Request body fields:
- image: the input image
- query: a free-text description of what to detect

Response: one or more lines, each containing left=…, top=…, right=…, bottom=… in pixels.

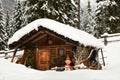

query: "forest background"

left=0, top=0, right=120, bottom=50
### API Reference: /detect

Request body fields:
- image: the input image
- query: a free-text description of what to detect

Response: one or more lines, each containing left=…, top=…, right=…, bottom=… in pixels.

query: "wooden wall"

left=34, top=33, right=75, bottom=70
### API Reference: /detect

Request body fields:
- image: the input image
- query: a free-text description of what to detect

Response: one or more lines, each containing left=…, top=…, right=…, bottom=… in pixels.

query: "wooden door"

left=37, top=50, right=50, bottom=70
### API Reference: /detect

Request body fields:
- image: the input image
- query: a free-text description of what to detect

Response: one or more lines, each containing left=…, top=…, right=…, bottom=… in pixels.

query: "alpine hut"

left=8, top=18, right=103, bottom=70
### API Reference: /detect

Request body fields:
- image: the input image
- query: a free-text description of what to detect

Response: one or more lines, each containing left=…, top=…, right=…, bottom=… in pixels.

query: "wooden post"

left=100, top=48, right=105, bottom=66
left=23, top=49, right=27, bottom=65
left=101, top=33, right=108, bottom=45
left=104, top=36, right=108, bottom=45
left=11, top=48, right=17, bottom=62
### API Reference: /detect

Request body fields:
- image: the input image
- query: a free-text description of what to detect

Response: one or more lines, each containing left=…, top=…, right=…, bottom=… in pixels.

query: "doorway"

left=36, top=50, right=50, bottom=70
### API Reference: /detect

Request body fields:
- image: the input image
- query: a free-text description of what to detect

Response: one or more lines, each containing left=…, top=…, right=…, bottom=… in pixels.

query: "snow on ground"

left=0, top=41, right=120, bottom=80
left=104, top=41, right=120, bottom=70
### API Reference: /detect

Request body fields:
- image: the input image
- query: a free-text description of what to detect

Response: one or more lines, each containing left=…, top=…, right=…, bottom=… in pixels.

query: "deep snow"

left=0, top=41, right=120, bottom=80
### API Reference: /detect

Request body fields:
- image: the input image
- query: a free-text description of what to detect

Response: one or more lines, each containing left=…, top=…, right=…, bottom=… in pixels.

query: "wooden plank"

left=100, top=48, right=105, bottom=66
left=0, top=49, right=22, bottom=54
left=11, top=48, right=18, bottom=62
left=20, top=50, right=27, bottom=64
left=108, top=40, right=120, bottom=43
left=45, top=31, right=78, bottom=47
left=16, top=31, right=44, bottom=48
left=31, top=34, right=47, bottom=43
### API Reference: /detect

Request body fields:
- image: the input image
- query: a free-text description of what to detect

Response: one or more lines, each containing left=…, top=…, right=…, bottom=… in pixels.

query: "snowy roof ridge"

left=8, top=18, right=103, bottom=48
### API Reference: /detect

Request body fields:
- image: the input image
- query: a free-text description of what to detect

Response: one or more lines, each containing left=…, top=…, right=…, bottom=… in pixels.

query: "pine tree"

left=77, top=0, right=80, bottom=29
left=80, top=0, right=96, bottom=35
left=114, top=0, right=120, bottom=29
left=114, top=0, right=120, bottom=8
left=95, top=0, right=120, bottom=37
left=12, top=0, right=26, bottom=32
left=3, top=11, right=11, bottom=49
left=25, top=0, right=77, bottom=27
left=0, top=2, right=5, bottom=50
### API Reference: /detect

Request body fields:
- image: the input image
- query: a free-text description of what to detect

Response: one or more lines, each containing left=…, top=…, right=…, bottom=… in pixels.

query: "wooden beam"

left=11, top=48, right=18, bottom=62
left=31, top=34, right=47, bottom=43
left=100, top=48, right=105, bottom=66
left=16, top=31, right=44, bottom=48
left=45, top=31, right=78, bottom=47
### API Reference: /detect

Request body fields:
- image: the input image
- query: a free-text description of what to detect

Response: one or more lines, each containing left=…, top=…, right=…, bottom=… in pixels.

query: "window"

left=58, top=48, right=64, bottom=56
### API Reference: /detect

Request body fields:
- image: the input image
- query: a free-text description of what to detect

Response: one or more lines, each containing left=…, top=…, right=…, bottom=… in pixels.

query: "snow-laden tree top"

left=8, top=18, right=103, bottom=48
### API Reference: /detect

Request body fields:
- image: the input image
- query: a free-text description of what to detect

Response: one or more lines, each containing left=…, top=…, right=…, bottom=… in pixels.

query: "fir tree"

left=25, top=0, right=77, bottom=27
left=12, top=0, right=26, bottom=32
left=80, top=0, right=96, bottom=35
left=114, top=0, right=120, bottom=8
left=4, top=11, right=11, bottom=49
left=0, top=2, right=5, bottom=50
left=95, top=0, right=120, bottom=37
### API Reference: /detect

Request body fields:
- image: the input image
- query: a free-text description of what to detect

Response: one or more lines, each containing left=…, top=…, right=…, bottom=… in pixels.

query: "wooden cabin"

left=8, top=18, right=103, bottom=70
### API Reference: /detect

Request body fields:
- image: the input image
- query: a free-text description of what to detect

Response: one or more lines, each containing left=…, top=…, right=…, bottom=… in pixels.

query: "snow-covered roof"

left=8, top=18, right=103, bottom=48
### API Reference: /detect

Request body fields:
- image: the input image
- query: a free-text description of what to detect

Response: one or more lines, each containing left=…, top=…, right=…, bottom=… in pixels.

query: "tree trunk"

left=77, top=0, right=80, bottom=29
